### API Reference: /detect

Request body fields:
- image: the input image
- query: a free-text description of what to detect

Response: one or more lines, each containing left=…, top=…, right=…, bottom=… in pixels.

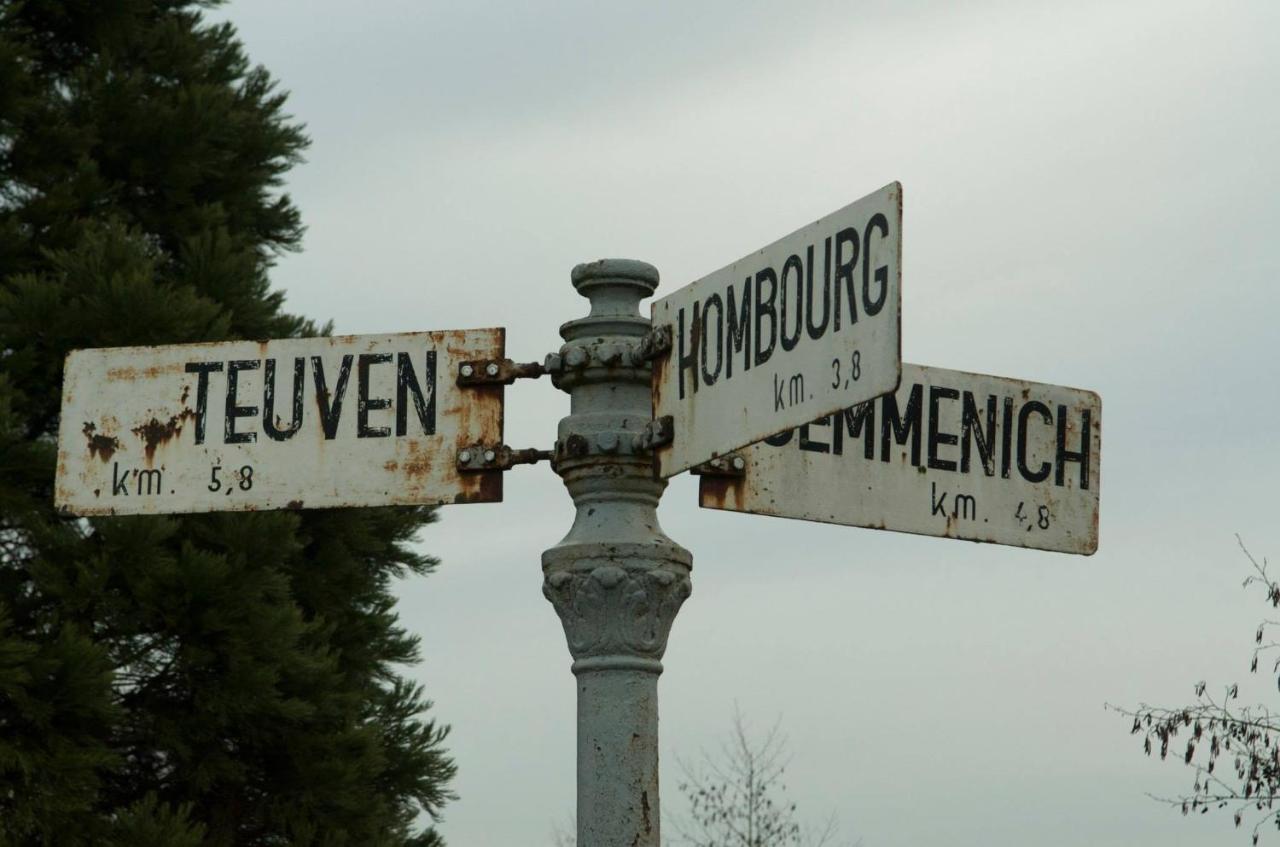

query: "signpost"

left=651, top=182, right=903, bottom=478
left=55, top=329, right=507, bottom=515
left=699, top=364, right=1101, bottom=555
left=51, top=180, right=1105, bottom=846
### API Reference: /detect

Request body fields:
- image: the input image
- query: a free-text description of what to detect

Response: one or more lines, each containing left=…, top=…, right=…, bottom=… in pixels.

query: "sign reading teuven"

left=651, top=182, right=902, bottom=478
left=55, top=329, right=505, bottom=516
left=700, top=364, right=1101, bottom=555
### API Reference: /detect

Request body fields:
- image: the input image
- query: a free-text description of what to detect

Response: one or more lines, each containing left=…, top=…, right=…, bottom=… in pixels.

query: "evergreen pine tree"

left=0, top=2, right=456, bottom=844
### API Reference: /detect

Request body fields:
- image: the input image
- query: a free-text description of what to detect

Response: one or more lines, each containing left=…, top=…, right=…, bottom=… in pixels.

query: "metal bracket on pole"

left=541, top=329, right=671, bottom=377
left=637, top=324, right=673, bottom=361
left=457, top=358, right=546, bottom=386
left=690, top=453, right=746, bottom=477
left=632, top=415, right=674, bottom=453
left=456, top=444, right=553, bottom=472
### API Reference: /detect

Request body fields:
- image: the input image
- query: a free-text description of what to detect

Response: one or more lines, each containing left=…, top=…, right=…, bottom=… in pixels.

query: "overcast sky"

left=214, top=2, right=1278, bottom=844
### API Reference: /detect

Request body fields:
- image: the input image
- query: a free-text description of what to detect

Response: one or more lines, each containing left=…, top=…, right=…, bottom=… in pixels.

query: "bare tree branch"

left=667, top=707, right=860, bottom=847
left=1113, top=538, right=1280, bottom=844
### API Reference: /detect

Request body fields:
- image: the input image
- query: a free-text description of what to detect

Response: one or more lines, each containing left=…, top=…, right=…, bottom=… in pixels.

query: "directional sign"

left=699, top=364, right=1101, bottom=555
left=651, top=182, right=902, bottom=478
left=55, top=329, right=506, bottom=516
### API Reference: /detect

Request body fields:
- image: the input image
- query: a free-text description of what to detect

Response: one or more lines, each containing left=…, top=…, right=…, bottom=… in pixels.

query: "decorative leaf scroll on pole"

left=1112, top=538, right=1280, bottom=845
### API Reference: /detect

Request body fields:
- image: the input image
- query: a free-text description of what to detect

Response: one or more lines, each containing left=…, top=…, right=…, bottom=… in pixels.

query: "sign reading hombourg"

left=651, top=182, right=902, bottom=478
left=55, top=329, right=505, bottom=516
left=700, top=364, right=1101, bottom=555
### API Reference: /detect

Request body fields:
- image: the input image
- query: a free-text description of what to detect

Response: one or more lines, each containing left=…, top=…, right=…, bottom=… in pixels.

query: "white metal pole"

left=542, top=260, right=692, bottom=846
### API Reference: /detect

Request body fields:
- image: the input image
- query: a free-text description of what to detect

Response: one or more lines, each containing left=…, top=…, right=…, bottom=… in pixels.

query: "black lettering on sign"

left=931, top=481, right=947, bottom=516
left=927, top=385, right=959, bottom=472
left=184, top=361, right=223, bottom=445
left=676, top=303, right=700, bottom=400
left=701, top=293, right=724, bottom=386
left=1017, top=400, right=1053, bottom=483
left=881, top=383, right=922, bottom=466
left=931, top=481, right=977, bottom=522
left=725, top=277, right=752, bottom=379
left=396, top=351, right=436, bottom=436
left=1000, top=397, right=1014, bottom=479
left=112, top=461, right=130, bottom=496
left=780, top=254, right=804, bottom=352
left=263, top=357, right=305, bottom=441
left=110, top=462, right=163, bottom=496
left=789, top=373, right=804, bottom=407
left=357, top=353, right=393, bottom=438
left=754, top=268, right=777, bottom=367
left=225, top=360, right=260, bottom=444
left=961, top=392, right=997, bottom=476
left=1055, top=406, right=1091, bottom=489
left=663, top=208, right=895, bottom=410
left=831, top=401, right=875, bottom=459
left=772, top=371, right=806, bottom=411
left=764, top=428, right=793, bottom=447
left=805, top=241, right=831, bottom=341
left=312, top=354, right=353, bottom=440
left=833, top=227, right=859, bottom=331
left=136, top=467, right=162, bottom=496
left=799, top=417, right=830, bottom=453
left=862, top=212, right=890, bottom=316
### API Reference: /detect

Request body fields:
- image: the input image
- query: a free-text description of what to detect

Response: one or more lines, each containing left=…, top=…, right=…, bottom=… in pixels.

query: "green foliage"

left=0, top=2, right=455, bottom=843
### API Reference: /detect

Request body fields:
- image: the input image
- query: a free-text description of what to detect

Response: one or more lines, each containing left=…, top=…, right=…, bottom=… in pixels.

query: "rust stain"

left=402, top=439, right=433, bottom=479
left=383, top=460, right=399, bottom=472
left=106, top=362, right=180, bottom=381
left=451, top=471, right=502, bottom=504
left=651, top=354, right=665, bottom=410
left=640, top=790, right=652, bottom=839
left=83, top=421, right=121, bottom=462
left=699, top=475, right=744, bottom=510
left=442, top=326, right=504, bottom=360
left=180, top=384, right=190, bottom=404
left=451, top=374, right=503, bottom=446
left=131, top=408, right=194, bottom=463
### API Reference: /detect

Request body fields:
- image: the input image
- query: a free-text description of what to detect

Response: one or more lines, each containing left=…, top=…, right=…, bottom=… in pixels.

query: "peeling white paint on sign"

left=652, top=182, right=902, bottom=478
left=699, top=363, right=1101, bottom=555
left=55, top=329, right=505, bottom=516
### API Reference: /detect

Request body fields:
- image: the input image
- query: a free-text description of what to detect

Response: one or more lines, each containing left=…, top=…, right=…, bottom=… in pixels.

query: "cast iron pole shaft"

left=542, top=260, right=692, bottom=846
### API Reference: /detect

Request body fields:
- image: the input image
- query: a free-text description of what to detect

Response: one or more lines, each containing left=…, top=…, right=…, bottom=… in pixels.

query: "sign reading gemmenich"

left=700, top=363, right=1101, bottom=555
left=652, top=182, right=902, bottom=478
left=55, top=329, right=505, bottom=516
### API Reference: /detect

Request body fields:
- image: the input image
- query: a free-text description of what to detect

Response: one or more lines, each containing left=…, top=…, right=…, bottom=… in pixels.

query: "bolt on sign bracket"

left=632, top=415, right=674, bottom=453
left=456, top=444, right=553, bottom=472
left=457, top=358, right=547, bottom=386
left=690, top=453, right=746, bottom=477
left=637, top=324, right=673, bottom=361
